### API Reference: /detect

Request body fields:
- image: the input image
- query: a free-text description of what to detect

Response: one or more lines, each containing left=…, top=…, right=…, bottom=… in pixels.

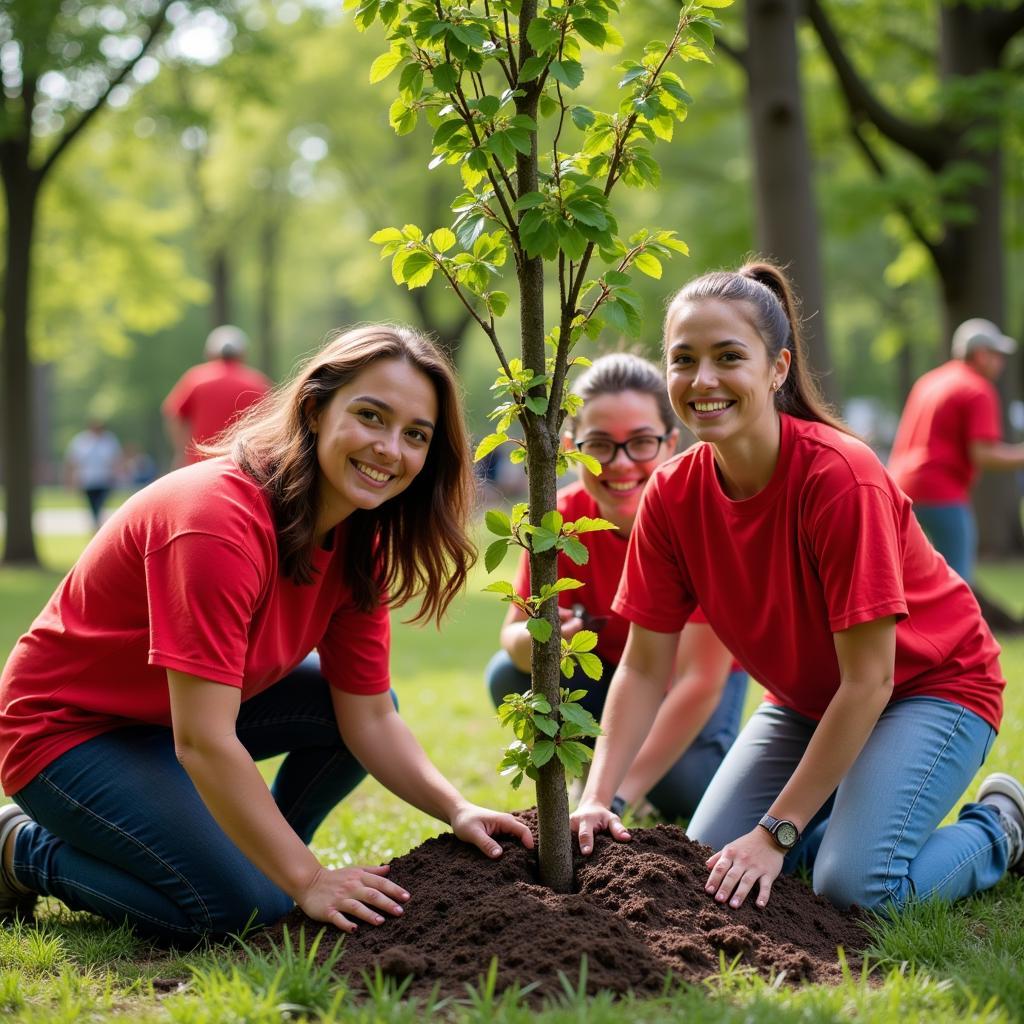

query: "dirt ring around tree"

left=262, top=816, right=871, bottom=1003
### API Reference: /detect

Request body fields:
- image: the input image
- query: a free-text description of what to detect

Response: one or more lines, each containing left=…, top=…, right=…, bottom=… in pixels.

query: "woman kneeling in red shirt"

left=572, top=262, right=1024, bottom=913
left=0, top=325, right=531, bottom=940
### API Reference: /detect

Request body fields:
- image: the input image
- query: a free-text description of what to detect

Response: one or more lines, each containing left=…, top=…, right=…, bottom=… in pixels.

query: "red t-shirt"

left=162, top=359, right=272, bottom=464
left=0, top=457, right=391, bottom=795
left=613, top=414, right=1004, bottom=730
left=888, top=360, right=1002, bottom=503
left=513, top=481, right=730, bottom=668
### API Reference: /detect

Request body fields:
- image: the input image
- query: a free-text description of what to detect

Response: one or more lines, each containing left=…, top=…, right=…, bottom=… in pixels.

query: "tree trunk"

left=744, top=0, right=836, bottom=402
left=1, top=157, right=41, bottom=565
left=258, top=216, right=278, bottom=379
left=210, top=248, right=232, bottom=328
left=937, top=4, right=1021, bottom=556
left=518, top=0, right=572, bottom=894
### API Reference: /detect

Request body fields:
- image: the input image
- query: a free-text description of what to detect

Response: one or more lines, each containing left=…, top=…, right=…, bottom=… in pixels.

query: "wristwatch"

left=758, top=813, right=800, bottom=850
left=610, top=794, right=627, bottom=817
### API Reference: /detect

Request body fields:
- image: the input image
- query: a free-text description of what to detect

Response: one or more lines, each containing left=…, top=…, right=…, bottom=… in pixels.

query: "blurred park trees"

left=1, top=0, right=1022, bottom=563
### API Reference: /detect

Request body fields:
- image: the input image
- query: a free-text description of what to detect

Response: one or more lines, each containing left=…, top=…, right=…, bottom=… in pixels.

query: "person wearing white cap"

left=889, top=318, right=1023, bottom=583
left=162, top=325, right=273, bottom=467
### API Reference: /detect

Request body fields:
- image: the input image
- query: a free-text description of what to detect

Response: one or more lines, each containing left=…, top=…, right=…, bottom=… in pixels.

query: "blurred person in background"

left=163, top=325, right=272, bottom=467
left=64, top=418, right=123, bottom=530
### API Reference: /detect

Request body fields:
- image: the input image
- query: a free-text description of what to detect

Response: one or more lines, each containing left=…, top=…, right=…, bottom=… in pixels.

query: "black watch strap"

left=610, top=794, right=627, bottom=816
left=758, top=813, right=800, bottom=849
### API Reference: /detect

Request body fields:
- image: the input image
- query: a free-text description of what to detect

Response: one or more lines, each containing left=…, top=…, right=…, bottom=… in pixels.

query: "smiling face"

left=310, top=357, right=438, bottom=536
left=569, top=389, right=678, bottom=532
left=665, top=297, right=790, bottom=450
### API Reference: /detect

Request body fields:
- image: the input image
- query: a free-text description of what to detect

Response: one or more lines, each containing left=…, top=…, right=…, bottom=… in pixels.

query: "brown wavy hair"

left=664, top=259, right=850, bottom=434
left=212, top=325, right=476, bottom=625
left=567, top=352, right=678, bottom=434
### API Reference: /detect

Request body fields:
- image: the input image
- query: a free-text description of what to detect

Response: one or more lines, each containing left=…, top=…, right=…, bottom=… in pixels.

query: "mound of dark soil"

left=263, top=819, right=868, bottom=1002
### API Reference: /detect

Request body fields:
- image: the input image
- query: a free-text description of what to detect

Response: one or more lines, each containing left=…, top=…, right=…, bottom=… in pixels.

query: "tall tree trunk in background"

left=210, top=248, right=232, bottom=329
left=744, top=0, right=836, bottom=403
left=0, top=156, right=41, bottom=564
left=257, top=216, right=279, bottom=380
left=807, top=0, right=1024, bottom=556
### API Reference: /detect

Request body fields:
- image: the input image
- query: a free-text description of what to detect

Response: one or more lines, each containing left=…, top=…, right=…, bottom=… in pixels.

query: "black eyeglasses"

left=573, top=434, right=669, bottom=465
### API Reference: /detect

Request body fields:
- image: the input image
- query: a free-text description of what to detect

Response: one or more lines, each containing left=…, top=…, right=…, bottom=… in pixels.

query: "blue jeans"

left=10, top=655, right=374, bottom=943
left=686, top=698, right=1005, bottom=912
left=913, top=502, right=975, bottom=582
left=484, top=649, right=749, bottom=820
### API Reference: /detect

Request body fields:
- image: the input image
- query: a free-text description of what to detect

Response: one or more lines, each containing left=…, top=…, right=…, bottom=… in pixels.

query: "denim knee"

left=812, top=860, right=899, bottom=913
left=202, top=877, right=294, bottom=937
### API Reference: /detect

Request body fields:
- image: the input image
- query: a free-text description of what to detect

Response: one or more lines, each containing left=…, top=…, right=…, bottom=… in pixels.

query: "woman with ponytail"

left=572, top=262, right=1024, bottom=913
left=0, top=325, right=532, bottom=940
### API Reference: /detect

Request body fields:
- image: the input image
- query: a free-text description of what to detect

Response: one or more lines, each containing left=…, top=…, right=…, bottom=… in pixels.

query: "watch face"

left=776, top=822, right=799, bottom=847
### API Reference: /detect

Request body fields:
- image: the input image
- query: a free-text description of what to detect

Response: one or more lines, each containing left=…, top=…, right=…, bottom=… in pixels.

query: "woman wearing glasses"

left=484, top=353, right=748, bottom=820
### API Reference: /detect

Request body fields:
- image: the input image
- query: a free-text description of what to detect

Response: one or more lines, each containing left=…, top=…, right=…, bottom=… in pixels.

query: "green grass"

left=1, top=538, right=1023, bottom=1021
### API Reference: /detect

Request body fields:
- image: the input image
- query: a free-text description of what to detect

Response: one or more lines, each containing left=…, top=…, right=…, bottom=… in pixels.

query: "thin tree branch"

left=38, top=0, right=173, bottom=180
left=805, top=0, right=948, bottom=172
left=714, top=33, right=748, bottom=72
left=848, top=119, right=942, bottom=267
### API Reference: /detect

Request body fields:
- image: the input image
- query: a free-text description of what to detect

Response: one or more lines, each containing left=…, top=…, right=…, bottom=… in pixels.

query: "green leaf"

left=430, top=227, right=457, bottom=253
left=475, top=432, right=509, bottom=460
left=618, top=66, right=647, bottom=88
left=571, top=516, right=618, bottom=534
left=482, top=580, right=516, bottom=596
left=633, top=252, right=663, bottom=279
left=576, top=652, right=603, bottom=679
left=484, top=539, right=509, bottom=572
left=530, top=527, right=559, bottom=553
left=534, top=716, right=559, bottom=737
left=388, top=98, right=418, bottom=135
left=550, top=60, right=584, bottom=89
left=690, top=21, right=717, bottom=49
left=573, top=18, right=607, bottom=47
left=559, top=702, right=594, bottom=727
left=526, top=18, right=560, bottom=53
left=488, top=291, right=509, bottom=317
left=532, top=739, right=556, bottom=767
left=401, top=250, right=435, bottom=288
left=541, top=509, right=564, bottom=534
left=432, top=62, right=458, bottom=91
left=369, top=48, right=403, bottom=83
left=555, top=744, right=583, bottom=775
left=485, top=509, right=512, bottom=536
left=526, top=617, right=553, bottom=643
left=539, top=578, right=585, bottom=598
left=561, top=536, right=589, bottom=565
left=369, top=227, right=404, bottom=245
left=518, top=54, right=549, bottom=82
left=568, top=629, right=598, bottom=652
left=700, top=0, right=734, bottom=6
left=398, top=62, right=424, bottom=99
left=570, top=105, right=596, bottom=131
left=514, top=191, right=546, bottom=211
left=565, top=450, right=603, bottom=476
left=525, top=395, right=548, bottom=415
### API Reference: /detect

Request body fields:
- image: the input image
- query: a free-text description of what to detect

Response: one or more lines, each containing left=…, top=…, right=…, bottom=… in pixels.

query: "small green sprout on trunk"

left=354, top=0, right=732, bottom=891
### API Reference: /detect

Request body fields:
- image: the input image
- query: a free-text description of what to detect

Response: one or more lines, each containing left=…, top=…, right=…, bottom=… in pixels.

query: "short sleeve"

left=808, top=484, right=908, bottom=632
left=612, top=479, right=697, bottom=633
left=146, top=534, right=266, bottom=685
left=318, top=598, right=391, bottom=695
left=964, top=385, right=1002, bottom=444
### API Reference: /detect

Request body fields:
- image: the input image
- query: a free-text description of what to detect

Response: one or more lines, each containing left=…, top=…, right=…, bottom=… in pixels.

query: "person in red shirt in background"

left=486, top=353, right=748, bottom=821
left=888, top=319, right=1024, bottom=589
left=572, top=261, right=1024, bottom=915
left=162, top=325, right=273, bottom=467
left=0, top=326, right=531, bottom=939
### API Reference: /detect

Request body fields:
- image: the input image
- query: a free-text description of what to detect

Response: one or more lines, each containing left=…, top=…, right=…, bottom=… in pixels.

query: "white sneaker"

left=978, top=772, right=1024, bottom=873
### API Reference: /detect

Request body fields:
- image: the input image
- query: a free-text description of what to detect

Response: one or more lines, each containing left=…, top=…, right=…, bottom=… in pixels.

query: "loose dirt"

left=262, top=819, right=869, bottom=1003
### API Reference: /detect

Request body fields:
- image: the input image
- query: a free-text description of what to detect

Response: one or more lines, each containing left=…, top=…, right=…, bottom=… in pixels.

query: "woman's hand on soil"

left=705, top=829, right=784, bottom=909
left=297, top=865, right=410, bottom=933
left=571, top=800, right=631, bottom=856
left=450, top=803, right=535, bottom=858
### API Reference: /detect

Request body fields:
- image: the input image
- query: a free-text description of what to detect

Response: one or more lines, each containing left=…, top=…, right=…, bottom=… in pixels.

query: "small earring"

left=771, top=380, right=779, bottom=392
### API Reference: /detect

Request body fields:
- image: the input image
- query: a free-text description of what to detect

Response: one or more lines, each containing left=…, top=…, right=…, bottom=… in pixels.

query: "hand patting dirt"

left=262, top=820, right=868, bottom=1003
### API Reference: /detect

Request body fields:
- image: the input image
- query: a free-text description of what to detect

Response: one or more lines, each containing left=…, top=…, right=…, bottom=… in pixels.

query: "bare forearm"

left=584, top=666, right=664, bottom=805
left=972, top=441, right=1024, bottom=471
left=771, top=678, right=892, bottom=830
left=341, top=710, right=465, bottom=825
left=618, top=679, right=721, bottom=804
left=178, top=739, right=320, bottom=897
left=500, top=620, right=534, bottom=673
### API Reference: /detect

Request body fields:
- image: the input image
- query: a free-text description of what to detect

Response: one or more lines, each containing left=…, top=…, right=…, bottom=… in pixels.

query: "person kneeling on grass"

left=485, top=352, right=749, bottom=821
left=0, top=325, right=532, bottom=942
left=571, top=261, right=1024, bottom=913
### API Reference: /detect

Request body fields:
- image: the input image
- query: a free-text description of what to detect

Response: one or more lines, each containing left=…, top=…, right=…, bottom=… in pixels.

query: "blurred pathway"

left=0, top=508, right=93, bottom=535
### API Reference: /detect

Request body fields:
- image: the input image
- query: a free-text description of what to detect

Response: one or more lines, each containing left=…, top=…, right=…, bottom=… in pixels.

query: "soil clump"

left=263, top=821, right=868, bottom=1003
